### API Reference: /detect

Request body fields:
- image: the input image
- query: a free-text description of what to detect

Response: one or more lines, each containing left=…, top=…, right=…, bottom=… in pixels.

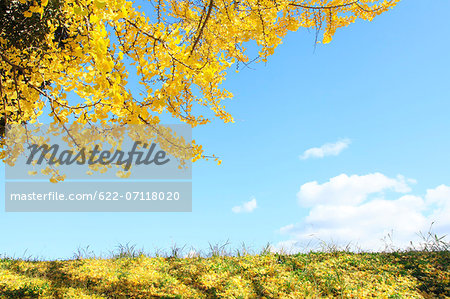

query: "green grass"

left=1, top=228, right=449, bottom=298
left=0, top=243, right=449, bottom=298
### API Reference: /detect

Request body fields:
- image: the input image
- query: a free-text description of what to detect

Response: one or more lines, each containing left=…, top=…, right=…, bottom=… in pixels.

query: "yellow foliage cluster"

left=0, top=0, right=399, bottom=166
left=1, top=250, right=448, bottom=298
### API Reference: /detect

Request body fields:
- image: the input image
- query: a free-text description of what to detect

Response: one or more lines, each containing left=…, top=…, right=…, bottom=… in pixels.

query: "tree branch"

left=190, top=0, right=214, bottom=55
left=289, top=1, right=358, bottom=10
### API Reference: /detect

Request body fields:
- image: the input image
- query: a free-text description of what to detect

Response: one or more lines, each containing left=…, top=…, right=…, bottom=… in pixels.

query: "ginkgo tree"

left=0, top=0, right=399, bottom=179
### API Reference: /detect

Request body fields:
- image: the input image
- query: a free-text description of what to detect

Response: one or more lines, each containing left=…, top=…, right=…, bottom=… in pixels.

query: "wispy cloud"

left=232, top=197, right=257, bottom=213
left=300, top=139, right=351, bottom=160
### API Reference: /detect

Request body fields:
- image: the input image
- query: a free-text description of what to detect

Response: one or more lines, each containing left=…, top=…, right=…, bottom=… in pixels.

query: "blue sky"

left=1, top=0, right=450, bottom=259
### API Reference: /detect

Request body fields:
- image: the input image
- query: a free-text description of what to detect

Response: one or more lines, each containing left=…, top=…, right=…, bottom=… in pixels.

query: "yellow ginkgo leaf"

left=94, top=0, right=107, bottom=9
left=23, top=10, right=33, bottom=17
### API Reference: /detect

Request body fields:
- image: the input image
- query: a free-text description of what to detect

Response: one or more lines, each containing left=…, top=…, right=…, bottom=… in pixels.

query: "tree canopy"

left=0, top=0, right=399, bottom=175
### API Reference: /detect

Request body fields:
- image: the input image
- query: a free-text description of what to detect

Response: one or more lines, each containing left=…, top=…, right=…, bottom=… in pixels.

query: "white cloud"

left=297, top=173, right=412, bottom=206
left=277, top=173, right=450, bottom=252
left=425, top=185, right=450, bottom=233
left=232, top=197, right=257, bottom=213
left=300, top=139, right=351, bottom=160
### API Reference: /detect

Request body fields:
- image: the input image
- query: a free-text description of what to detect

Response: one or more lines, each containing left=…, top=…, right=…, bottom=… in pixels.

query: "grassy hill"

left=1, top=247, right=449, bottom=298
